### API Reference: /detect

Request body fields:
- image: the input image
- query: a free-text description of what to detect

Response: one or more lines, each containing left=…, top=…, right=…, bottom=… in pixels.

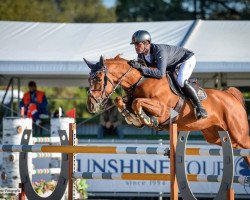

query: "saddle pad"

left=197, top=87, right=207, bottom=101
left=189, top=79, right=207, bottom=101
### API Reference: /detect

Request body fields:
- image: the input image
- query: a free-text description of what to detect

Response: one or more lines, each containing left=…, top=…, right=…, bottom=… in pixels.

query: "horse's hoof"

left=125, top=117, right=132, bottom=124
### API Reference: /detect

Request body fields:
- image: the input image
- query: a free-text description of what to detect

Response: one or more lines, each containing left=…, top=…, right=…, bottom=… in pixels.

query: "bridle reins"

left=88, top=63, right=134, bottom=108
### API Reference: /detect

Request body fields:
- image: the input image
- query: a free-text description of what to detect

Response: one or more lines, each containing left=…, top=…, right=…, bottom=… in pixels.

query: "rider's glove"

left=128, top=60, right=143, bottom=70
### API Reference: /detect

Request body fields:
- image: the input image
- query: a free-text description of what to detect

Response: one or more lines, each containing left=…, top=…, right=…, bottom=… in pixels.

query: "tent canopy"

left=184, top=20, right=250, bottom=73
left=0, top=20, right=250, bottom=87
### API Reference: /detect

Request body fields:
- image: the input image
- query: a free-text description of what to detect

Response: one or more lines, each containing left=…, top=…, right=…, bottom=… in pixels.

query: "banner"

left=75, top=143, right=250, bottom=196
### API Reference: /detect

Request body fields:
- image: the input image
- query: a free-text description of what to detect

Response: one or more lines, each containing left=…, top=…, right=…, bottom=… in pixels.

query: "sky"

left=102, top=0, right=116, bottom=8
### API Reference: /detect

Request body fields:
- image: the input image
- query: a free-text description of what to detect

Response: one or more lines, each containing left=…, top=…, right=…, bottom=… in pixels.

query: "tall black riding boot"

left=182, top=80, right=208, bottom=119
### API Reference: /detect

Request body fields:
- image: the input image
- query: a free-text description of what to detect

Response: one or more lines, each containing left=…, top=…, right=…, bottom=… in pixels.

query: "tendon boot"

left=139, top=110, right=159, bottom=127
left=182, top=80, right=208, bottom=119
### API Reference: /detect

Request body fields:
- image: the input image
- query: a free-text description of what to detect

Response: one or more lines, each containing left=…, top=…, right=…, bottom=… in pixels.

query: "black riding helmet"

left=130, top=30, right=151, bottom=44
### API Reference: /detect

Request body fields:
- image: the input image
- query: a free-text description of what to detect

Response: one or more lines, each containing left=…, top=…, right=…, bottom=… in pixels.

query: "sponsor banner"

left=75, top=143, right=250, bottom=195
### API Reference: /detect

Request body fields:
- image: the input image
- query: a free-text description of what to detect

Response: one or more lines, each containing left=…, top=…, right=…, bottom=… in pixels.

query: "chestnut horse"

left=85, top=55, right=250, bottom=166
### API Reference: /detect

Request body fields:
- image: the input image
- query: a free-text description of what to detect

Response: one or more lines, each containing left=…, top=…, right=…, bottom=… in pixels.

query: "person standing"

left=20, top=81, right=48, bottom=125
left=97, top=99, right=124, bottom=139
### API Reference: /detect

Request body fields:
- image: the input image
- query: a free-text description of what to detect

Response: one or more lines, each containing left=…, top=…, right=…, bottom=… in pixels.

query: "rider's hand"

left=128, top=60, right=142, bottom=70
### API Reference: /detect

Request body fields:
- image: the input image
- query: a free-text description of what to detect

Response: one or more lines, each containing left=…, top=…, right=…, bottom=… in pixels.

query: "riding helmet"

left=130, top=30, right=151, bottom=44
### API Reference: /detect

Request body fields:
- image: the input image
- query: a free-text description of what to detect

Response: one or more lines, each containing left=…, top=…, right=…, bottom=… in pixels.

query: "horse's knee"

left=115, top=96, right=124, bottom=108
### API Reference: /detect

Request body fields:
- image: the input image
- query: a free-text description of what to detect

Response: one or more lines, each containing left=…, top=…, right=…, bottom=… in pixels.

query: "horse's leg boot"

left=138, top=110, right=159, bottom=127
left=182, top=80, right=208, bottom=119
left=150, top=116, right=159, bottom=127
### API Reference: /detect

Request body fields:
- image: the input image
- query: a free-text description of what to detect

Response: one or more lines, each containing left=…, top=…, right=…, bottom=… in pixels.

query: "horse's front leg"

left=114, top=96, right=143, bottom=127
left=132, top=98, right=165, bottom=127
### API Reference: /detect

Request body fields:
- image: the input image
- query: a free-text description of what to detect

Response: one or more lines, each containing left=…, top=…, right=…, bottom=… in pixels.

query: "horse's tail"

left=225, top=87, right=246, bottom=109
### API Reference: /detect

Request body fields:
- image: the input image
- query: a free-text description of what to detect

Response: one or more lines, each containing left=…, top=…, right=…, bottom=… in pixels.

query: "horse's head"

left=84, top=56, right=112, bottom=113
left=84, top=55, right=141, bottom=113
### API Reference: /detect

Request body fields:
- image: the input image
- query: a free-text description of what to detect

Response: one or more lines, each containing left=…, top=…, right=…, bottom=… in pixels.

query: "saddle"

left=158, top=73, right=207, bottom=129
left=167, top=72, right=207, bottom=101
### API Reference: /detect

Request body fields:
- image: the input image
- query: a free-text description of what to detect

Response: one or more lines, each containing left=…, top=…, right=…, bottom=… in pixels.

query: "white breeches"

left=177, top=55, right=196, bottom=87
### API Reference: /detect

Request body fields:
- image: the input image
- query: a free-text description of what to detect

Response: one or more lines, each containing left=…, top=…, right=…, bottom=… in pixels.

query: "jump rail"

left=32, top=168, right=61, bottom=175
left=2, top=145, right=249, bottom=156
left=73, top=172, right=249, bottom=184
left=14, top=124, right=249, bottom=200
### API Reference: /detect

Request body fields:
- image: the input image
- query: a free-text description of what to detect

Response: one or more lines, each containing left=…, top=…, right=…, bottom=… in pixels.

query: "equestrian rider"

left=128, top=30, right=208, bottom=120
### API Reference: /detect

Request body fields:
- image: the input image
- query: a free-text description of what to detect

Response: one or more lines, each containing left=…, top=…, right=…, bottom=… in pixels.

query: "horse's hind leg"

left=202, top=125, right=250, bottom=168
left=227, top=122, right=250, bottom=168
left=114, top=96, right=143, bottom=127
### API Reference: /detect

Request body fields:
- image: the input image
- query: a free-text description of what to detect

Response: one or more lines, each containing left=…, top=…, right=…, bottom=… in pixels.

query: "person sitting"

left=97, top=99, right=124, bottom=139
left=19, top=81, right=49, bottom=125
left=128, top=30, right=208, bottom=120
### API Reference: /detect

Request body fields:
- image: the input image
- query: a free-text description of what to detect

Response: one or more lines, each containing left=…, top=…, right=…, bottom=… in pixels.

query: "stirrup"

left=194, top=107, right=208, bottom=120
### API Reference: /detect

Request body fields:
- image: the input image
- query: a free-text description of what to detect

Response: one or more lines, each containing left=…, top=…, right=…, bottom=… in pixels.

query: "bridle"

left=88, top=63, right=133, bottom=108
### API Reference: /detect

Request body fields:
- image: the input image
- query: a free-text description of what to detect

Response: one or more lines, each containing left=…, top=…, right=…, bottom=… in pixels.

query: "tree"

left=116, top=0, right=250, bottom=22
left=0, top=0, right=116, bottom=23
left=116, top=0, right=193, bottom=22
left=185, top=0, right=250, bottom=20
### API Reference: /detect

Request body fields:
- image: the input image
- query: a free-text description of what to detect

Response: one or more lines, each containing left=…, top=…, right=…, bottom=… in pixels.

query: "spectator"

left=98, top=99, right=124, bottom=139
left=19, top=81, right=49, bottom=125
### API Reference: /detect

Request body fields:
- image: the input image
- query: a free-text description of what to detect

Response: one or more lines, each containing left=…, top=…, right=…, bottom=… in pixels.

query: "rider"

left=128, top=30, right=208, bottom=120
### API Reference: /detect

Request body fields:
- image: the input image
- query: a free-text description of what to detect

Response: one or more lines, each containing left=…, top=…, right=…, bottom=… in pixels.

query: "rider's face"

left=134, top=42, right=150, bottom=54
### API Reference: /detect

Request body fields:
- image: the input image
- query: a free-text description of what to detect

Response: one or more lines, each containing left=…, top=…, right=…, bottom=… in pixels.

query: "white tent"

left=0, top=20, right=250, bottom=87
left=184, top=20, right=250, bottom=87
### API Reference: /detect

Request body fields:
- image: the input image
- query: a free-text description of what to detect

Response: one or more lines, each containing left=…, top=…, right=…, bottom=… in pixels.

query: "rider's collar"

left=144, top=47, right=151, bottom=63
left=143, top=46, right=150, bottom=56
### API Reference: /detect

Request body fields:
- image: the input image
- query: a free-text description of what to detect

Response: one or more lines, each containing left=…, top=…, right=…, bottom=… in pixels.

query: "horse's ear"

left=83, top=58, right=95, bottom=69
left=99, top=56, right=105, bottom=68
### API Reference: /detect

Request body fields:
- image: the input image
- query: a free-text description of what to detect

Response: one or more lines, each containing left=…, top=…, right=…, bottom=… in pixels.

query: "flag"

left=66, top=108, right=76, bottom=118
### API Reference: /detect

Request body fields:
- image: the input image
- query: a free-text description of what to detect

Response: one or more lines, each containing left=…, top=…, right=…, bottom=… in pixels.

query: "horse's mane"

left=105, top=54, right=128, bottom=65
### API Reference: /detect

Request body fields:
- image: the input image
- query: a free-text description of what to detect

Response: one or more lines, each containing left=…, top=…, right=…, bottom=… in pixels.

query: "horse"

left=84, top=55, right=250, bottom=167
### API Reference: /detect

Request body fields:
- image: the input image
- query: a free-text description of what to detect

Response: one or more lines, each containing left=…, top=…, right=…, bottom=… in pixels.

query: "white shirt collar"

left=144, top=49, right=151, bottom=63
